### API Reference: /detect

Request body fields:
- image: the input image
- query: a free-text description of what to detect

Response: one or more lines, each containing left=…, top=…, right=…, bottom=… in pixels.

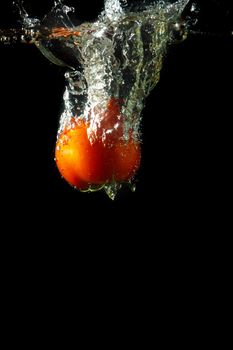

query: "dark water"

left=0, top=3, right=232, bottom=306
left=0, top=0, right=232, bottom=229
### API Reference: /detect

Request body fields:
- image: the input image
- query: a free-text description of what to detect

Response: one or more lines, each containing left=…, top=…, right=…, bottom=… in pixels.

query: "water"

left=0, top=0, right=190, bottom=199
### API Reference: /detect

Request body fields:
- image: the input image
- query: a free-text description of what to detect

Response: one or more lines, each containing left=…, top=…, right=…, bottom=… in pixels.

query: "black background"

left=0, top=3, right=232, bottom=317
left=0, top=0, right=232, bottom=232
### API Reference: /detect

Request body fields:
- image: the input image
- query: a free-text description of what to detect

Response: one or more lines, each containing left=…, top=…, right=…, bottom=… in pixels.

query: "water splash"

left=0, top=0, right=190, bottom=199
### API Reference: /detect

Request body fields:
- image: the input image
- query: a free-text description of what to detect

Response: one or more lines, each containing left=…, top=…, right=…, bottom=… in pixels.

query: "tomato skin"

left=55, top=120, right=141, bottom=190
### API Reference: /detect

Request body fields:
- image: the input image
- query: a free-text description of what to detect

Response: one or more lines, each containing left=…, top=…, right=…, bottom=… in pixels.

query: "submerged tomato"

left=55, top=98, right=141, bottom=190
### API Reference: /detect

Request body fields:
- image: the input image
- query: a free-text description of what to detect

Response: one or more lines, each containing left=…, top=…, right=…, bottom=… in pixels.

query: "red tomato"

left=55, top=98, right=141, bottom=190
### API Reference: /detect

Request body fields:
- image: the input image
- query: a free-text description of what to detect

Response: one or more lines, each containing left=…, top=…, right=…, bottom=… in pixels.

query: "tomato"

left=55, top=98, right=141, bottom=190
